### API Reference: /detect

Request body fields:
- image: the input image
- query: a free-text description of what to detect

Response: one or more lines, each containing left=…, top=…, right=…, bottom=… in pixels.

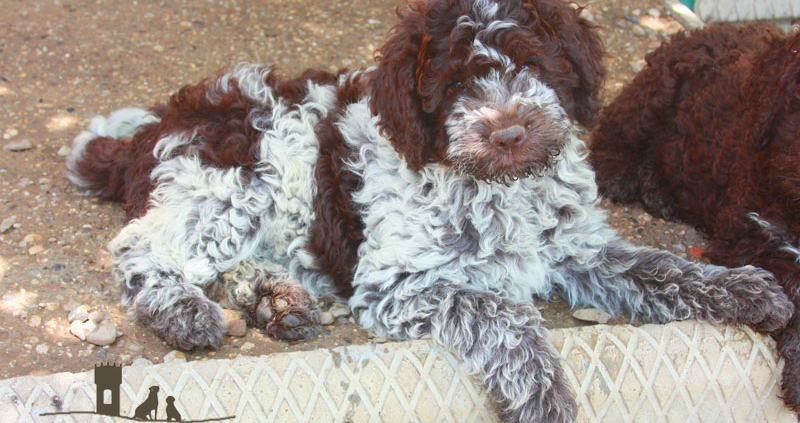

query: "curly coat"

left=68, top=3, right=793, bottom=422
left=590, top=23, right=800, bottom=414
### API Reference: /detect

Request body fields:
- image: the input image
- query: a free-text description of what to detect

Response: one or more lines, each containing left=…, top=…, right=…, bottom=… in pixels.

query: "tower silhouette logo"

left=40, top=362, right=235, bottom=422
left=95, top=363, right=122, bottom=416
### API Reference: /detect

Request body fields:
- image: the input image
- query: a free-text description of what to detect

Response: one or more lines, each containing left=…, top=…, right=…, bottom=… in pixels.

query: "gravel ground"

left=0, top=0, right=710, bottom=378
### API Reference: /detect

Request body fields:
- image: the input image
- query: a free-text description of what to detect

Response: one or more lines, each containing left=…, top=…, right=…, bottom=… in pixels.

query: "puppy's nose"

left=489, top=125, right=525, bottom=150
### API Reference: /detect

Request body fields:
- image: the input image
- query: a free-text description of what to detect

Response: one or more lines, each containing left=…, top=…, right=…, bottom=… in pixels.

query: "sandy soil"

left=0, top=0, right=711, bottom=378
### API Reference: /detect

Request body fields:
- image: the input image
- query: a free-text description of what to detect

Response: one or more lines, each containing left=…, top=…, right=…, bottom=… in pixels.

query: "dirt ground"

left=0, top=0, right=713, bottom=379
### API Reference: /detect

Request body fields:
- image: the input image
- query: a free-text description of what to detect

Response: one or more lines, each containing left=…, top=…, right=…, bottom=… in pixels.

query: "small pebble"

left=329, top=303, right=350, bottom=318
left=631, top=59, right=646, bottom=73
left=70, top=320, right=86, bottom=341
left=632, top=25, right=646, bottom=36
left=88, top=310, right=108, bottom=323
left=29, top=315, right=42, bottom=327
left=68, top=305, right=90, bottom=323
left=163, top=350, right=186, bottom=363
left=623, top=14, right=640, bottom=25
left=240, top=342, right=255, bottom=352
left=126, top=341, right=144, bottom=353
left=22, top=233, right=43, bottom=245
left=572, top=308, right=612, bottom=324
left=28, top=245, right=46, bottom=255
left=57, top=146, right=71, bottom=157
left=647, top=8, right=661, bottom=18
left=3, top=139, right=33, bottom=151
left=0, top=216, right=15, bottom=233
left=83, top=320, right=98, bottom=334
left=85, top=320, right=116, bottom=346
left=63, top=299, right=81, bottom=312
left=318, top=311, right=334, bottom=325
left=36, top=344, right=49, bottom=354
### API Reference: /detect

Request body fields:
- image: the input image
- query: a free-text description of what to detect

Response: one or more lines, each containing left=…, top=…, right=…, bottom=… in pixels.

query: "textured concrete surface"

left=1, top=321, right=793, bottom=423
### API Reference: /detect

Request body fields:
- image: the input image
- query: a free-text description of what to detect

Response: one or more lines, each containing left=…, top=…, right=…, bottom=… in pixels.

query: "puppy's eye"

left=446, top=81, right=464, bottom=95
left=520, top=63, right=533, bottom=70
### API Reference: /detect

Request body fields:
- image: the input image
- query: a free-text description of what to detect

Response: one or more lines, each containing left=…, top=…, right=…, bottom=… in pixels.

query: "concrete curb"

left=1, top=321, right=793, bottom=422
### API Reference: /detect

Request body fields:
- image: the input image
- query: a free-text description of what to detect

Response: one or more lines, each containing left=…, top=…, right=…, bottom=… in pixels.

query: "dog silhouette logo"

left=133, top=386, right=160, bottom=420
left=40, top=362, right=233, bottom=422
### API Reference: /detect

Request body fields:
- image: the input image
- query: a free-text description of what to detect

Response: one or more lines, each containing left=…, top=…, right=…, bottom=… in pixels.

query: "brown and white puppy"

left=68, top=3, right=792, bottom=422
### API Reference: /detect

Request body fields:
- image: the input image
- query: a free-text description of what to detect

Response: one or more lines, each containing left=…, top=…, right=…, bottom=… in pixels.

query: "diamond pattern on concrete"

left=694, top=0, right=798, bottom=22
left=1, top=321, right=795, bottom=422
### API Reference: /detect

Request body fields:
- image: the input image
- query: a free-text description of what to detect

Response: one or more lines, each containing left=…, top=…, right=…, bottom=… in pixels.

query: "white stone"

left=572, top=308, right=612, bottom=324
left=68, top=305, right=89, bottom=323
left=3, top=139, right=33, bottom=151
left=0, top=216, right=15, bottom=233
left=85, top=320, right=116, bottom=346
left=163, top=351, right=186, bottom=363
left=69, top=320, right=86, bottom=341
left=88, top=310, right=107, bottom=323
left=329, top=303, right=350, bottom=318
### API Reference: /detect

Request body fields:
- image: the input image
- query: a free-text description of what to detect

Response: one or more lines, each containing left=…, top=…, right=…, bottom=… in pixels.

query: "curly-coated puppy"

left=590, top=23, right=800, bottom=414
left=67, top=2, right=792, bottom=422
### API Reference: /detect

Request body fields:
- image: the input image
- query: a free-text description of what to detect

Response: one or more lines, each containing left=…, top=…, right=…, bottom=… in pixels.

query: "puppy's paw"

left=725, top=266, right=793, bottom=333
left=251, top=278, right=321, bottom=342
left=144, top=295, right=226, bottom=350
left=494, top=366, right=577, bottom=423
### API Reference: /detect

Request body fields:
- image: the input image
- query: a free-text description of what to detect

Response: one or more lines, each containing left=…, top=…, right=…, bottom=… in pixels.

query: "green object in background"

left=680, top=0, right=695, bottom=10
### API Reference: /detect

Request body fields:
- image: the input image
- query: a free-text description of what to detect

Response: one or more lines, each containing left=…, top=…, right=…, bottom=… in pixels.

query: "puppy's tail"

left=66, top=108, right=160, bottom=200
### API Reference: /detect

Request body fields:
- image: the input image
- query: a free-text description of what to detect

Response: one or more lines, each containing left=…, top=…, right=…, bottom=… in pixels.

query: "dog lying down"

left=590, top=23, right=800, bottom=415
left=67, top=1, right=793, bottom=422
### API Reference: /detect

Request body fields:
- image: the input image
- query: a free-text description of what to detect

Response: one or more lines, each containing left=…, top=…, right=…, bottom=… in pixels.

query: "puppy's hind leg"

left=221, top=260, right=322, bottom=341
left=555, top=240, right=794, bottom=332
left=352, top=283, right=576, bottom=423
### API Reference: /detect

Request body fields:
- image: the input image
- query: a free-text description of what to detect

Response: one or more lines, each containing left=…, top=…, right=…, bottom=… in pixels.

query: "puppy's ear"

left=368, top=5, right=438, bottom=171
left=554, top=5, right=606, bottom=128
left=522, top=0, right=605, bottom=128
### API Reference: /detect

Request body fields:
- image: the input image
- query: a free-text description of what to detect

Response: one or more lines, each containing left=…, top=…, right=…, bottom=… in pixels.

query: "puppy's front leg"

left=352, top=281, right=576, bottom=423
left=556, top=240, right=793, bottom=332
left=109, top=162, right=274, bottom=350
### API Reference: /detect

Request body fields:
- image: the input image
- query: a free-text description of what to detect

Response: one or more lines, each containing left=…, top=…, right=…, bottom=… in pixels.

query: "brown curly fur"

left=369, top=0, right=605, bottom=172
left=590, top=23, right=800, bottom=414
